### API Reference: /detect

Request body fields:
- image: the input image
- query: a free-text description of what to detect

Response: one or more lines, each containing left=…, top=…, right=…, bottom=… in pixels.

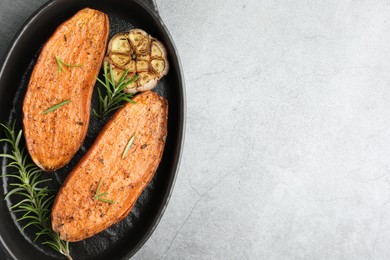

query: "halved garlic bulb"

left=105, top=29, right=169, bottom=94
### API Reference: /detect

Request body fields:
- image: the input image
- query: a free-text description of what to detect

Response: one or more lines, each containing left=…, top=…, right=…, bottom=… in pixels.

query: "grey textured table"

left=2, top=0, right=390, bottom=259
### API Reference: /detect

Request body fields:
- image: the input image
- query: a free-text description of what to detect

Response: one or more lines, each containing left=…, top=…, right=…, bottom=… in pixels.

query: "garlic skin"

left=105, top=29, right=169, bottom=93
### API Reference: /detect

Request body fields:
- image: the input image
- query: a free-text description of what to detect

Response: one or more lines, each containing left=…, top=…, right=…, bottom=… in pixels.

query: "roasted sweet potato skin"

left=51, top=91, right=168, bottom=242
left=22, top=8, right=109, bottom=171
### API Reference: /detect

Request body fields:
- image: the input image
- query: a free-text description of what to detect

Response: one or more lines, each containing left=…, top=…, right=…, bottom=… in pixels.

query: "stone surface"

left=2, top=0, right=390, bottom=259
left=135, top=0, right=390, bottom=259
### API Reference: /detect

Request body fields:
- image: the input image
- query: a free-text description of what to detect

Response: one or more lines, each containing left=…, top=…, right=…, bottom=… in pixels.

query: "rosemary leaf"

left=97, top=198, right=115, bottom=204
left=55, top=56, right=82, bottom=74
left=122, top=133, right=136, bottom=159
left=42, top=99, right=71, bottom=114
left=95, top=61, right=137, bottom=118
left=94, top=178, right=115, bottom=204
left=96, top=77, right=112, bottom=95
left=96, top=192, right=108, bottom=197
left=0, top=123, right=72, bottom=259
left=109, top=61, right=115, bottom=87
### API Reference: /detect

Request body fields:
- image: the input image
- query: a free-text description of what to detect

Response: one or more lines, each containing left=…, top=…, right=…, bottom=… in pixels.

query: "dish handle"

left=143, top=0, right=160, bottom=17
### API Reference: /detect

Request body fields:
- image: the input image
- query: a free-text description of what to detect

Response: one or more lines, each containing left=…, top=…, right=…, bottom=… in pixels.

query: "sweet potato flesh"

left=22, top=8, right=109, bottom=171
left=51, top=91, right=168, bottom=242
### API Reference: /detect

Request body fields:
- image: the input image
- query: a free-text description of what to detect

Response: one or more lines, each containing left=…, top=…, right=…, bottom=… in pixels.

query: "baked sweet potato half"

left=22, top=8, right=109, bottom=171
left=51, top=91, right=168, bottom=242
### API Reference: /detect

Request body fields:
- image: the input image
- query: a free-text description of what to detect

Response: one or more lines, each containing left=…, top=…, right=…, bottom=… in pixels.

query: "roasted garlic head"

left=105, top=29, right=169, bottom=94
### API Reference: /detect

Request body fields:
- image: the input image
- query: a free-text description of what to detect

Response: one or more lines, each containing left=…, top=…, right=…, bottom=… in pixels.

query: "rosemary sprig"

left=122, top=133, right=136, bottom=159
left=42, top=99, right=71, bottom=114
left=55, top=56, right=82, bottom=74
left=94, top=61, right=139, bottom=118
left=94, top=178, right=115, bottom=204
left=0, top=123, right=72, bottom=260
